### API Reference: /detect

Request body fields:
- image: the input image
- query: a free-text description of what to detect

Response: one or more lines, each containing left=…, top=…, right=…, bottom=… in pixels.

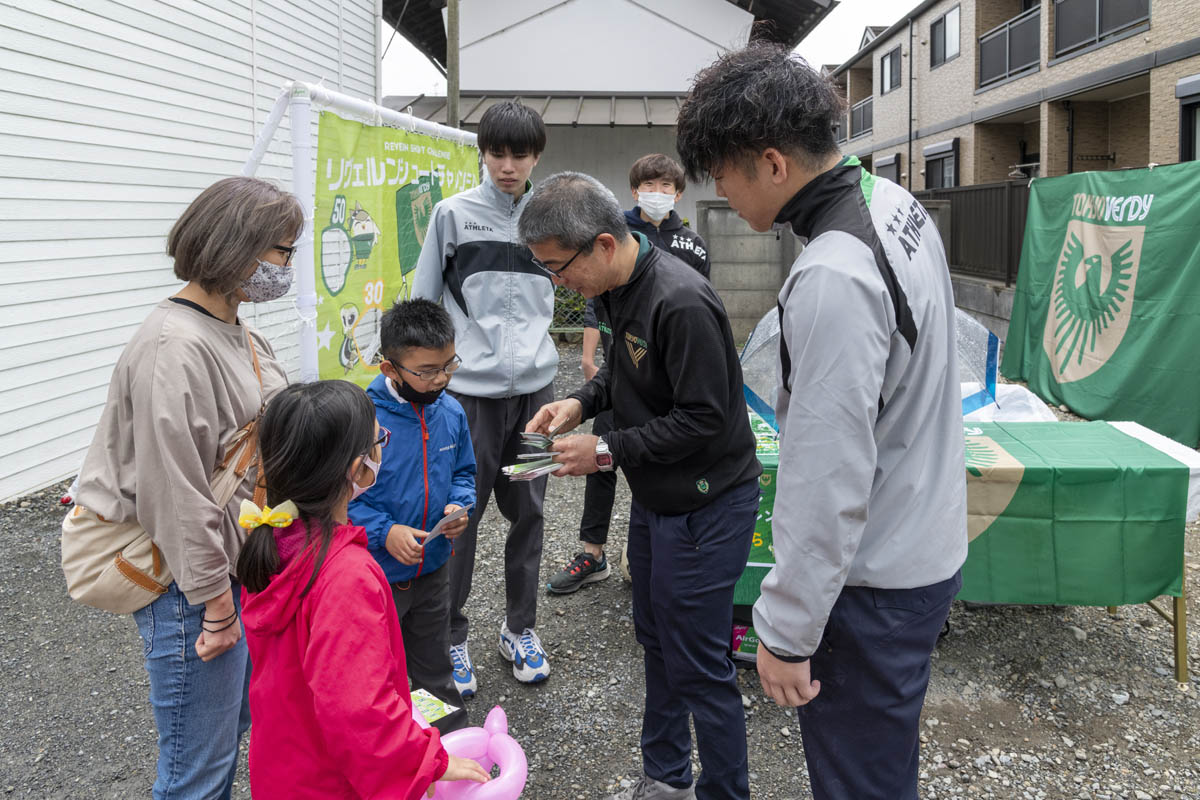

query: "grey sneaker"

left=604, top=777, right=696, bottom=800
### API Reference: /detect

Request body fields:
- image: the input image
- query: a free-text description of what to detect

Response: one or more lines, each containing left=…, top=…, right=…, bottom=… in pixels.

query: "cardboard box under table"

left=732, top=419, right=1191, bottom=683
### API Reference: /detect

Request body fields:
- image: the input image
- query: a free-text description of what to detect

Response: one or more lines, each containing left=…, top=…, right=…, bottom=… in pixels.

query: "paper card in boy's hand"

left=422, top=503, right=474, bottom=547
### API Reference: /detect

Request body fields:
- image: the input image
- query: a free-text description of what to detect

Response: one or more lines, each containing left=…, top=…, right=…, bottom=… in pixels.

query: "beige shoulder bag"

left=61, top=328, right=267, bottom=614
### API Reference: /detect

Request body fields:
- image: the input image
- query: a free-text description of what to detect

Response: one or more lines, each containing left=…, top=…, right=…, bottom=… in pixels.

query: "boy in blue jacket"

left=349, top=298, right=476, bottom=732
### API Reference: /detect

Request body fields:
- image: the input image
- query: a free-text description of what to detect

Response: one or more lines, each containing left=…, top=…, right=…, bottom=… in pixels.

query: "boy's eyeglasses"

left=391, top=354, right=463, bottom=382
left=531, top=246, right=585, bottom=278
left=272, top=244, right=296, bottom=266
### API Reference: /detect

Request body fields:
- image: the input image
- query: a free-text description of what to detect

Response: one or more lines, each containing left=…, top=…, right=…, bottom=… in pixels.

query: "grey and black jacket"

left=752, top=156, right=967, bottom=661
left=412, top=174, right=557, bottom=399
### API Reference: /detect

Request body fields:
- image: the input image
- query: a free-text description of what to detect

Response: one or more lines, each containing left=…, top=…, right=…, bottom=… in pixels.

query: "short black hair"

left=676, top=43, right=844, bottom=182
left=380, top=298, right=455, bottom=359
left=477, top=101, right=547, bottom=157
left=629, top=154, right=687, bottom=193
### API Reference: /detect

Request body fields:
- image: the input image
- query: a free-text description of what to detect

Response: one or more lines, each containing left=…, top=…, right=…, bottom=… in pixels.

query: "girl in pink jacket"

left=237, top=380, right=489, bottom=799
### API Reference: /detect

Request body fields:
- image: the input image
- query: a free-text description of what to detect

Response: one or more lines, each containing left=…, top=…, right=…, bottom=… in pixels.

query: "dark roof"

left=831, top=0, right=942, bottom=78
left=383, top=92, right=687, bottom=128
left=384, top=0, right=838, bottom=72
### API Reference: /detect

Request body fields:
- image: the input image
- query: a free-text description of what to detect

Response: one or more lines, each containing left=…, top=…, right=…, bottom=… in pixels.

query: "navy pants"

left=628, top=479, right=759, bottom=800
left=798, top=571, right=962, bottom=800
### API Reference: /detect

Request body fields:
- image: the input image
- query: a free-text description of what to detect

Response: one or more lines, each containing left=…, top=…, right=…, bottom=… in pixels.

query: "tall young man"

left=676, top=44, right=967, bottom=800
left=412, top=102, right=554, bottom=695
left=521, top=172, right=761, bottom=800
left=548, top=154, right=711, bottom=595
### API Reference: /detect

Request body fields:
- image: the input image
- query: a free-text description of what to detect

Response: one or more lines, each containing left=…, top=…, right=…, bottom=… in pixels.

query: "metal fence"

left=912, top=179, right=1030, bottom=285
left=979, top=5, right=1040, bottom=86
left=550, top=285, right=587, bottom=332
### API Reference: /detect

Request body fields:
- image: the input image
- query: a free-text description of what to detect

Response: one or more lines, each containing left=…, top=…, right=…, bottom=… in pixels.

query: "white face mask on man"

left=637, top=191, right=676, bottom=222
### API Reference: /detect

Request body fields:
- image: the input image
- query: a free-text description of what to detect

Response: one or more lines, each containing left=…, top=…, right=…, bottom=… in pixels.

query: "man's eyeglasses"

left=273, top=244, right=296, bottom=266
left=531, top=246, right=585, bottom=278
left=390, top=354, right=463, bottom=382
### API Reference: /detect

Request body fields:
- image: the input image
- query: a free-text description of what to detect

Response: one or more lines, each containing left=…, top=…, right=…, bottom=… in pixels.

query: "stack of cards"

left=502, top=431, right=560, bottom=481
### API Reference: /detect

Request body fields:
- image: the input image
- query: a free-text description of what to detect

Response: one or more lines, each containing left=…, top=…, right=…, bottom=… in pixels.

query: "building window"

left=1054, top=0, right=1150, bottom=58
left=876, top=153, right=901, bottom=183
left=1178, top=73, right=1200, bottom=161
left=931, top=6, right=960, bottom=68
left=881, top=47, right=901, bottom=94
left=923, top=139, right=959, bottom=189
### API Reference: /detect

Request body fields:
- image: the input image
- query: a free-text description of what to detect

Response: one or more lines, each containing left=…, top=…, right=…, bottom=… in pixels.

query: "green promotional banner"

left=961, top=421, right=1186, bottom=606
left=1001, top=162, right=1200, bottom=445
left=314, top=111, right=479, bottom=386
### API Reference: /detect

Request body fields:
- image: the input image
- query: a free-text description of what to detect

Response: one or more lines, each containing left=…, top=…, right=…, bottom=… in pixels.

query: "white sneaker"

left=498, top=622, right=551, bottom=683
left=449, top=641, right=477, bottom=698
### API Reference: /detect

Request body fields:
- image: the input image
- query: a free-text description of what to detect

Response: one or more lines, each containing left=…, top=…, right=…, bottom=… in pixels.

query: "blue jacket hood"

left=348, top=373, right=476, bottom=583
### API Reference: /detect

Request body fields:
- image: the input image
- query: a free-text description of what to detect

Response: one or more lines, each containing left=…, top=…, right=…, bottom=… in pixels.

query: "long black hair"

left=236, top=380, right=377, bottom=595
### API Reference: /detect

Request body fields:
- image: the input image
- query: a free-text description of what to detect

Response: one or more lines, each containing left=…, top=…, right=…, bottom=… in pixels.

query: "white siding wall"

left=0, top=0, right=380, bottom=501
left=457, top=0, right=753, bottom=93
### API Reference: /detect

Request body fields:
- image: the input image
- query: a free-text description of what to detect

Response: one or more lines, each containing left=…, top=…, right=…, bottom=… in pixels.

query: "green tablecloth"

left=961, top=421, right=1186, bottom=605
left=732, top=418, right=1188, bottom=655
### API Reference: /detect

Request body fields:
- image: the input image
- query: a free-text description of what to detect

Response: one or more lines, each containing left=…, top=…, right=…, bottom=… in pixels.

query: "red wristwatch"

left=595, top=438, right=614, bottom=472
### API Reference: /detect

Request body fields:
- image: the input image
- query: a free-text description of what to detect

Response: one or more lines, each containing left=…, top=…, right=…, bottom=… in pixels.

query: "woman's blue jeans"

left=133, top=581, right=251, bottom=800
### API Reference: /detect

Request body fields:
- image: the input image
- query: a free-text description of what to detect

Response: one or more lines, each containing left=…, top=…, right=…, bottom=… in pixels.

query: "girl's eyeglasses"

left=372, top=426, right=391, bottom=451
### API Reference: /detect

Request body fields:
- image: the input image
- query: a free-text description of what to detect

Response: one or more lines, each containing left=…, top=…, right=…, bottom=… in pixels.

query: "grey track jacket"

left=752, top=157, right=967, bottom=660
left=412, top=174, right=557, bottom=399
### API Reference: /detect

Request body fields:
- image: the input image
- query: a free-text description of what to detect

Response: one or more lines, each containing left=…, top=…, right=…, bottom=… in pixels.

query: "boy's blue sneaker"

left=449, top=641, right=477, bottom=698
left=498, top=622, right=550, bottom=683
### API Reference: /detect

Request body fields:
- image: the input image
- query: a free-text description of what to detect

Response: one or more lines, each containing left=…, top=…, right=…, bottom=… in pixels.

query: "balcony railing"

left=1054, top=0, right=1149, bottom=58
left=834, top=117, right=847, bottom=143
left=849, top=97, right=873, bottom=139
left=979, top=6, right=1040, bottom=87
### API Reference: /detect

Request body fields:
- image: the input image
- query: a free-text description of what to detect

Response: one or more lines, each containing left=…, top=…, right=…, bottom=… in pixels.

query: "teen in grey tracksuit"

left=412, top=169, right=556, bottom=658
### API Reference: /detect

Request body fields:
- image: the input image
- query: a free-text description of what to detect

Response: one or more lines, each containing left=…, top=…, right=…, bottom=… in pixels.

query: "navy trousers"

left=798, top=571, right=962, bottom=800
left=628, top=478, right=760, bottom=800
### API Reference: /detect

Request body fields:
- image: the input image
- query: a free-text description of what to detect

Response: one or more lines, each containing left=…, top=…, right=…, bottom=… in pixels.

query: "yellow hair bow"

left=238, top=499, right=299, bottom=530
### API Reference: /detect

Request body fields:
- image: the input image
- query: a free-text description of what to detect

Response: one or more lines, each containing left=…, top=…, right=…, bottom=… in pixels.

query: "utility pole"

left=447, top=0, right=460, bottom=128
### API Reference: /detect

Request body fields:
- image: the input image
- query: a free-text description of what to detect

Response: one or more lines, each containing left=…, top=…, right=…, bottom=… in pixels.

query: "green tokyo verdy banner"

left=314, top=110, right=479, bottom=387
left=1001, top=162, right=1200, bottom=445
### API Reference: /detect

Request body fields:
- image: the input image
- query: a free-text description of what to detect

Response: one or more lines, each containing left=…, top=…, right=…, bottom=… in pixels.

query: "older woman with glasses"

left=74, top=176, right=299, bottom=799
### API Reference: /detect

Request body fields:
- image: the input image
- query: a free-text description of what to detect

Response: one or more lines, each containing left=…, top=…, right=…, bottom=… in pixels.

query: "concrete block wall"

left=1110, top=93, right=1151, bottom=169
left=1150, top=53, right=1200, bottom=163
left=696, top=202, right=793, bottom=345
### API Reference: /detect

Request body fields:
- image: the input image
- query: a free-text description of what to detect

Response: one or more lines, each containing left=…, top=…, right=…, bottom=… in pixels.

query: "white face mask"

left=637, top=191, right=675, bottom=222
left=241, top=258, right=294, bottom=303
left=348, top=453, right=380, bottom=501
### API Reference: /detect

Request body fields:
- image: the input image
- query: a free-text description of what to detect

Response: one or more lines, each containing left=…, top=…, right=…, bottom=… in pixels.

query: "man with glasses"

left=412, top=101, right=555, bottom=694
left=349, top=298, right=476, bottom=732
left=521, top=172, right=762, bottom=800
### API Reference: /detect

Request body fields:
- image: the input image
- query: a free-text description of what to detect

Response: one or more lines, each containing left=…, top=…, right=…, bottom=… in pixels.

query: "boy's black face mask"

left=394, top=376, right=443, bottom=406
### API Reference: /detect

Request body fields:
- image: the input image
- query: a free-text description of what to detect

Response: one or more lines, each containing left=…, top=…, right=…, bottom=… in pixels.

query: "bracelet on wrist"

left=202, top=617, right=239, bottom=633
left=202, top=609, right=238, bottom=624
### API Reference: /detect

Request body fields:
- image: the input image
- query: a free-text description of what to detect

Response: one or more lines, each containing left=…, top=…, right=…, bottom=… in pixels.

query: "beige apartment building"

left=830, top=0, right=1200, bottom=189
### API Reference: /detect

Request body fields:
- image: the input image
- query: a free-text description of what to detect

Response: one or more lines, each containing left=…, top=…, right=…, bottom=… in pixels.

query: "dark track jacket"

left=570, top=234, right=761, bottom=515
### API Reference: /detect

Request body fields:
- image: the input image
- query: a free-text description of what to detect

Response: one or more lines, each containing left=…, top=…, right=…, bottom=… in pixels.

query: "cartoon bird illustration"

left=338, top=303, right=360, bottom=372
left=1050, top=233, right=1134, bottom=372
left=349, top=203, right=380, bottom=268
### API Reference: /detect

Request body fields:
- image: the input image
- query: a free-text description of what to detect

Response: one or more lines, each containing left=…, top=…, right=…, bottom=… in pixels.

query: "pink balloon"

left=432, top=706, right=528, bottom=800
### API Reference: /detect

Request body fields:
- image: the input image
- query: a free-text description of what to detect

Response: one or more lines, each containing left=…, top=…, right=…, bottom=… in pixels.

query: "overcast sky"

left=380, top=0, right=908, bottom=99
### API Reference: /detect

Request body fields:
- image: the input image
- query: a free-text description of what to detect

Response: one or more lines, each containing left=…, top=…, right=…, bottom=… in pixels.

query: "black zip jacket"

left=570, top=234, right=761, bottom=514
left=583, top=209, right=711, bottom=357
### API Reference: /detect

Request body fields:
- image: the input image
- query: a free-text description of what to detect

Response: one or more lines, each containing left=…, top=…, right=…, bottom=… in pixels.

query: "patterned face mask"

left=241, top=258, right=294, bottom=303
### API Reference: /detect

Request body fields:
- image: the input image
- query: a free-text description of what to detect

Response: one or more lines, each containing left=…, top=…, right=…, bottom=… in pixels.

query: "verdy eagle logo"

left=1041, top=219, right=1144, bottom=383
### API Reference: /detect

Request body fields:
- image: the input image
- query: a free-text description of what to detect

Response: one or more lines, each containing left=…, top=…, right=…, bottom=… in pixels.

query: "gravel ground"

left=2, top=340, right=1198, bottom=799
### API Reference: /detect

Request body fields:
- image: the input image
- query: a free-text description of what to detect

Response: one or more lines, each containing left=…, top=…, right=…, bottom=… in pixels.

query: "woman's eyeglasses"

left=273, top=244, right=296, bottom=266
